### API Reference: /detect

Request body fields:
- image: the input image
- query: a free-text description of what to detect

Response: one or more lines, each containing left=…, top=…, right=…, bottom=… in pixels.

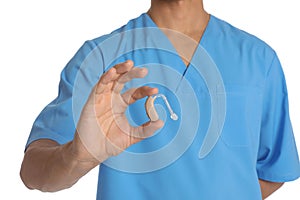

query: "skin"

left=20, top=0, right=284, bottom=198
left=20, top=61, right=164, bottom=192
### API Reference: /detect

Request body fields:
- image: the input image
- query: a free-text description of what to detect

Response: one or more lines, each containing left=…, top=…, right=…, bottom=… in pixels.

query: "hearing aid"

left=145, top=94, right=178, bottom=121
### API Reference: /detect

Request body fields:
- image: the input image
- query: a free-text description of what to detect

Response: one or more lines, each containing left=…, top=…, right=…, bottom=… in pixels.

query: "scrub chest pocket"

left=219, top=85, right=263, bottom=147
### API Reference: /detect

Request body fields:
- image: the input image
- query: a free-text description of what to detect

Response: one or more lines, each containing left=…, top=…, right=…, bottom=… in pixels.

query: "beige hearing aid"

left=145, top=94, right=178, bottom=121
left=145, top=96, right=159, bottom=121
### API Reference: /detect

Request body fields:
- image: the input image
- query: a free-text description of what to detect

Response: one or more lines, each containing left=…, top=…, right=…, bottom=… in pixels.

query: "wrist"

left=69, top=132, right=108, bottom=164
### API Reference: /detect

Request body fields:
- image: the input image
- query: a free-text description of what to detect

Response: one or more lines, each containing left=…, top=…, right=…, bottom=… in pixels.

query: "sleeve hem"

left=25, top=132, right=71, bottom=150
left=257, top=170, right=300, bottom=183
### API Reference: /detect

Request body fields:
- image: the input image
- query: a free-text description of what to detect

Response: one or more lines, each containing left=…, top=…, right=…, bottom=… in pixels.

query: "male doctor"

left=20, top=0, right=300, bottom=199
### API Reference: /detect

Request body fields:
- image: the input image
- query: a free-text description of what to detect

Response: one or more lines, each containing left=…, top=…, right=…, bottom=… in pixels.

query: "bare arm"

left=20, top=138, right=99, bottom=192
left=259, top=179, right=284, bottom=199
left=20, top=61, right=163, bottom=192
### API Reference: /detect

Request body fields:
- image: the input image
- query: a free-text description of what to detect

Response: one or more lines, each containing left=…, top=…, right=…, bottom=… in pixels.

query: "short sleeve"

left=256, top=53, right=300, bottom=182
left=25, top=40, right=104, bottom=148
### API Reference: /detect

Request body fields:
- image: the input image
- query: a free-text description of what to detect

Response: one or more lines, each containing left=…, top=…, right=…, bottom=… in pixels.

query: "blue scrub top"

left=26, top=13, right=300, bottom=199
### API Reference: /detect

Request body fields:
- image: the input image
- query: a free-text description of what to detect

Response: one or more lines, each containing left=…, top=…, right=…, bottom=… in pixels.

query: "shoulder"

left=208, top=15, right=277, bottom=74
left=67, top=14, right=141, bottom=68
left=212, top=15, right=272, bottom=48
left=89, top=14, right=145, bottom=46
left=210, top=15, right=275, bottom=57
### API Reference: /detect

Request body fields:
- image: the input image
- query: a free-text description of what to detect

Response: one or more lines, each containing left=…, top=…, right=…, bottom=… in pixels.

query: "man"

left=20, top=0, right=300, bottom=199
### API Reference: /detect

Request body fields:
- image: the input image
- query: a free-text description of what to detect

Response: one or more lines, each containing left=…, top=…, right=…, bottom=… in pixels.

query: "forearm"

left=20, top=62, right=163, bottom=192
left=259, top=179, right=284, bottom=199
left=20, top=139, right=99, bottom=192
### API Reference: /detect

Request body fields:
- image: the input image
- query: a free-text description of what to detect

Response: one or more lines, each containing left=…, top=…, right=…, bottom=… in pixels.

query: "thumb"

left=132, top=120, right=164, bottom=139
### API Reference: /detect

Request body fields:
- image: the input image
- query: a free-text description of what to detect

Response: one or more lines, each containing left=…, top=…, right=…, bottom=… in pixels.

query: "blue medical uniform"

left=26, top=13, right=300, bottom=199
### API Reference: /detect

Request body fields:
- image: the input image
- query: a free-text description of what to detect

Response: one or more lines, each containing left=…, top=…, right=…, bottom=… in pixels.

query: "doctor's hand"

left=72, top=60, right=164, bottom=163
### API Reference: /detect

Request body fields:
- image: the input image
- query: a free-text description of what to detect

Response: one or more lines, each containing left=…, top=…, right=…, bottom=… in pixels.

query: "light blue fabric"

left=26, top=13, right=300, bottom=199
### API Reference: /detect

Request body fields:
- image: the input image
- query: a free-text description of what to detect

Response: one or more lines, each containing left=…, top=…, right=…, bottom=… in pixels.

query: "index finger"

left=114, top=60, right=134, bottom=74
left=113, top=67, right=148, bottom=93
left=95, top=60, right=134, bottom=93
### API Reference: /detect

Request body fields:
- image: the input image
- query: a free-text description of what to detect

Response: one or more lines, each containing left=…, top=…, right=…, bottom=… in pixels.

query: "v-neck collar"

left=142, top=12, right=213, bottom=73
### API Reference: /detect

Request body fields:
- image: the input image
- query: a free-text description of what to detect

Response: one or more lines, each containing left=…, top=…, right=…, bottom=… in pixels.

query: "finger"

left=121, top=86, right=158, bottom=105
left=100, top=67, right=118, bottom=85
left=131, top=120, right=164, bottom=140
left=95, top=67, right=118, bottom=94
left=118, top=67, right=148, bottom=84
left=114, top=60, right=134, bottom=74
left=113, top=67, right=148, bottom=93
left=96, top=60, right=133, bottom=94
left=102, top=60, right=134, bottom=84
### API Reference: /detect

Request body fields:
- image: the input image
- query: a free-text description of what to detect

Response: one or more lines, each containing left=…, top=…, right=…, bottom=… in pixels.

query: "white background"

left=0, top=0, right=299, bottom=199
